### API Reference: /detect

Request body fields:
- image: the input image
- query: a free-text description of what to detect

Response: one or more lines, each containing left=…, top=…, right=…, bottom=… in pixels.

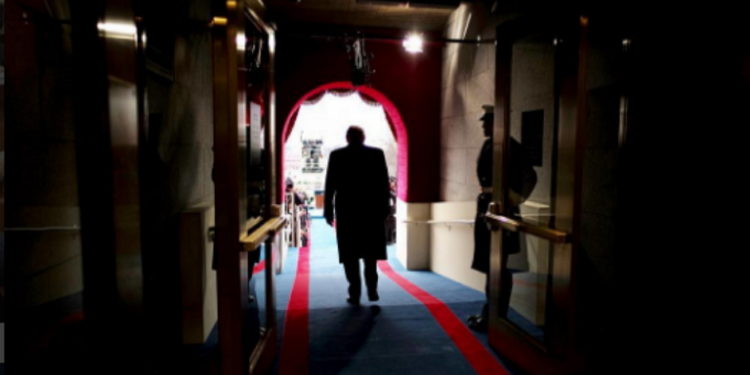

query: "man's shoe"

left=466, top=314, right=482, bottom=324
left=468, top=316, right=488, bottom=332
left=346, top=297, right=360, bottom=305
left=368, top=291, right=379, bottom=302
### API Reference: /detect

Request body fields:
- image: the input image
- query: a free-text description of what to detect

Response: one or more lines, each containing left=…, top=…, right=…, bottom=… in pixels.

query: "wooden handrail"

left=239, top=216, right=288, bottom=251
left=484, top=213, right=571, bottom=243
left=400, top=219, right=474, bottom=225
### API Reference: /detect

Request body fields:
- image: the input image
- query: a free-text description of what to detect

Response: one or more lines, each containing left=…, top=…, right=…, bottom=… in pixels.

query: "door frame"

left=486, top=14, right=589, bottom=375
left=212, top=2, right=280, bottom=374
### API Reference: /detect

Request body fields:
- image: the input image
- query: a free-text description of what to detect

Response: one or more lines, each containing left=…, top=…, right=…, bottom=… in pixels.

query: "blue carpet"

left=268, top=218, right=523, bottom=374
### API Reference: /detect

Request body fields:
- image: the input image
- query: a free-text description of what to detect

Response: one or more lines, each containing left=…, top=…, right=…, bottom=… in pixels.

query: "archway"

left=280, top=82, right=409, bottom=201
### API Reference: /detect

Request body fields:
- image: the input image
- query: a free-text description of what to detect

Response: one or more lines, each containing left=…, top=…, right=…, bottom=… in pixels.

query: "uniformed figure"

left=324, top=126, right=391, bottom=305
left=467, top=105, right=537, bottom=331
left=472, top=106, right=495, bottom=275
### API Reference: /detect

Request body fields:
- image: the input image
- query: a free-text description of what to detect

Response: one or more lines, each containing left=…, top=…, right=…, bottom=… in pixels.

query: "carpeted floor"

left=271, top=217, right=524, bottom=375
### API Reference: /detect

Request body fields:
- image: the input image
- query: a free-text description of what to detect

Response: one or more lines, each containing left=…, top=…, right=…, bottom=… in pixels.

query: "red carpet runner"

left=277, top=244, right=310, bottom=375
left=252, top=260, right=265, bottom=275
left=378, top=261, right=510, bottom=375
left=277, top=236, right=508, bottom=375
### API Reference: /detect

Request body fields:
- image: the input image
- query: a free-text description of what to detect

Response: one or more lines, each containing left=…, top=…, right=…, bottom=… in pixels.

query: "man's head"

left=346, top=126, right=366, bottom=145
left=479, top=105, right=493, bottom=138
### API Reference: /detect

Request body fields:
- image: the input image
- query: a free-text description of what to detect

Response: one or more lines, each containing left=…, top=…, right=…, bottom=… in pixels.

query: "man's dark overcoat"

left=324, top=144, right=390, bottom=263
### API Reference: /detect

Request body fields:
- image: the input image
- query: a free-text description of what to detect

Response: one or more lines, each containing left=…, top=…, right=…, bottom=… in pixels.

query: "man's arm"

left=323, top=152, right=336, bottom=226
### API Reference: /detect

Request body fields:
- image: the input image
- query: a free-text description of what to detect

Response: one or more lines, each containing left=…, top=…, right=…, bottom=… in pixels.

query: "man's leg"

left=468, top=273, right=489, bottom=331
left=482, top=274, right=490, bottom=319
left=499, top=257, right=512, bottom=317
left=363, top=258, right=379, bottom=301
left=499, top=234, right=515, bottom=316
left=343, top=259, right=362, bottom=304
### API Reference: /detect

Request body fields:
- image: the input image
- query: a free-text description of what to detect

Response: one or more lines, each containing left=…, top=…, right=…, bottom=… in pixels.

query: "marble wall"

left=440, top=3, right=496, bottom=202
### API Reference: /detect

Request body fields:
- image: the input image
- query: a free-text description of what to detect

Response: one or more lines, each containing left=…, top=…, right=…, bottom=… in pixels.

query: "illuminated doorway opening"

left=282, top=87, right=401, bottom=255
left=285, top=91, right=397, bottom=211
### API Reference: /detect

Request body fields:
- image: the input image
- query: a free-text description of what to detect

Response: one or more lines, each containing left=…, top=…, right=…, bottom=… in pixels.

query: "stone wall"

left=440, top=3, right=495, bottom=201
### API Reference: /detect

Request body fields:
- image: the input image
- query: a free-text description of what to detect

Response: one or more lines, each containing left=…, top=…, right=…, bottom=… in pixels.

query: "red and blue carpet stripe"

left=271, top=218, right=520, bottom=374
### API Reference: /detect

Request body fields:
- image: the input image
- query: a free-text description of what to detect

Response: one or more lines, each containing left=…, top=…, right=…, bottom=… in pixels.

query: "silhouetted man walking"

left=324, top=126, right=391, bottom=305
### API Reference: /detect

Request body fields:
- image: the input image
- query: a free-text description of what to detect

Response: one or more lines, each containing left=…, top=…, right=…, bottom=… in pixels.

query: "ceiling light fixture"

left=97, top=21, right=137, bottom=40
left=403, top=33, right=423, bottom=53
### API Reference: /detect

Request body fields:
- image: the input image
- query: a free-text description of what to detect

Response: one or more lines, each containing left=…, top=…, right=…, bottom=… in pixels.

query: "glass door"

left=486, top=15, right=591, bottom=374
left=487, top=13, right=631, bottom=374
left=212, top=2, right=279, bottom=374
